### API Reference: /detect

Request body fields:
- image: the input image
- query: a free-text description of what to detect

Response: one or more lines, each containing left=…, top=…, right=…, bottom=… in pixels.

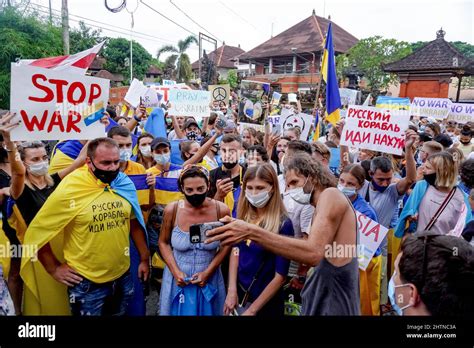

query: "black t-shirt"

left=208, top=165, right=246, bottom=199
left=15, top=173, right=61, bottom=226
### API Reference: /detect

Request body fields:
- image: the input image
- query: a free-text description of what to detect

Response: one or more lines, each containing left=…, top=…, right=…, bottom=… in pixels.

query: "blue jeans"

left=68, top=270, right=134, bottom=316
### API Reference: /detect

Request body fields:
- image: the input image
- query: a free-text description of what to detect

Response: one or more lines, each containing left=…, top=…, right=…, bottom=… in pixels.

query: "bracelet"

left=133, top=115, right=141, bottom=122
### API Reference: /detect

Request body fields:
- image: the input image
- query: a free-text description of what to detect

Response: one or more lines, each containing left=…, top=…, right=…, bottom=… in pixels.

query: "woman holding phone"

left=224, top=163, right=294, bottom=316
left=158, top=165, right=231, bottom=315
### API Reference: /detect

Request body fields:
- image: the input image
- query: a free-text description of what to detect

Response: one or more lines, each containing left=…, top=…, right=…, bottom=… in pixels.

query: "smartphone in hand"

left=190, top=222, right=225, bottom=244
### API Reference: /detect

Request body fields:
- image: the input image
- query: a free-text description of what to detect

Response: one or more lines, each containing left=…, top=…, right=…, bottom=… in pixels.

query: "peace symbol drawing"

left=213, top=87, right=227, bottom=101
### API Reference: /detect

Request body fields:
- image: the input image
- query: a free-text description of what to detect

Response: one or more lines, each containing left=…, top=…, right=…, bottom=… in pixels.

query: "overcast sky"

left=31, top=0, right=473, bottom=62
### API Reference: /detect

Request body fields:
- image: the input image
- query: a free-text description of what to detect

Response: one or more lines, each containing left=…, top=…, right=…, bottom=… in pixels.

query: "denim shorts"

left=68, top=270, right=134, bottom=316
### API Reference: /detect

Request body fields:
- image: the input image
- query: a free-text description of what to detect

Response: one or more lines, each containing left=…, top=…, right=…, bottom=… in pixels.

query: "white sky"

left=30, top=0, right=473, bottom=63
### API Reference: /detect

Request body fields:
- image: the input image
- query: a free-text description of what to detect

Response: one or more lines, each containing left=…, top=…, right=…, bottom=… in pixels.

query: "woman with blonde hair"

left=397, top=152, right=472, bottom=237
left=224, top=163, right=294, bottom=316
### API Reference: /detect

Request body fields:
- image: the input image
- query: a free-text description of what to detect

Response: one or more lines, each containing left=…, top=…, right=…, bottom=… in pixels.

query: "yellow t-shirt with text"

left=63, top=189, right=135, bottom=283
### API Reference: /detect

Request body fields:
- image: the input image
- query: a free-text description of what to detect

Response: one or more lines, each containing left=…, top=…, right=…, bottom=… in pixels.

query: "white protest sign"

left=152, top=84, right=191, bottom=102
left=124, top=78, right=148, bottom=108
left=163, top=79, right=176, bottom=86
left=339, top=88, right=358, bottom=107
left=141, top=88, right=159, bottom=108
left=340, top=105, right=410, bottom=156
left=288, top=93, right=297, bottom=103
left=447, top=103, right=474, bottom=124
left=357, top=212, right=389, bottom=271
left=267, top=115, right=280, bottom=126
left=168, top=89, right=211, bottom=122
left=279, top=110, right=313, bottom=141
left=411, top=97, right=451, bottom=119
left=10, top=63, right=108, bottom=141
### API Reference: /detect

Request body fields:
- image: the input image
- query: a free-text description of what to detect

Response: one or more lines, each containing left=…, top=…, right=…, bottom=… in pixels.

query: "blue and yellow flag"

left=312, top=109, right=320, bottom=142
left=321, top=23, right=342, bottom=126
left=49, top=140, right=83, bottom=175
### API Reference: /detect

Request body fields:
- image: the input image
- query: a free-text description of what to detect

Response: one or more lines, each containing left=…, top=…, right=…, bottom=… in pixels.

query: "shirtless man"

left=207, top=153, right=360, bottom=315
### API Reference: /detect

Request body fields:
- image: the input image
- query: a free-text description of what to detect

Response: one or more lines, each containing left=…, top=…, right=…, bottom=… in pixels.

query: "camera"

left=189, top=222, right=224, bottom=244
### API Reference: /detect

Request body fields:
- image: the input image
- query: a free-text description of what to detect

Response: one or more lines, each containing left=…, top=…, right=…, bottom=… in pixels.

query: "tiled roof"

left=192, top=44, right=245, bottom=69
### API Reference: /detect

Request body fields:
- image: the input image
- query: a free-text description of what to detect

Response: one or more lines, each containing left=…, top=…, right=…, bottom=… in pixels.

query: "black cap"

left=434, top=134, right=453, bottom=148
left=184, top=119, right=200, bottom=130
left=418, top=132, right=433, bottom=142
left=150, top=137, right=170, bottom=150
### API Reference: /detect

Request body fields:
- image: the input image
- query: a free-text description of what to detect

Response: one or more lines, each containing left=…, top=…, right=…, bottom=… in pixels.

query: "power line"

left=139, top=0, right=196, bottom=37
left=30, top=2, right=177, bottom=45
left=218, top=1, right=258, bottom=31
left=169, top=0, right=222, bottom=43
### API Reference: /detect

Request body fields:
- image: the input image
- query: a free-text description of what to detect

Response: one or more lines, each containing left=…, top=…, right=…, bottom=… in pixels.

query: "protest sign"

left=168, top=89, right=211, bottom=122
left=339, top=88, right=359, bottom=118
left=238, top=80, right=270, bottom=126
left=271, top=91, right=282, bottom=105
left=208, top=84, right=230, bottom=105
left=162, top=79, right=176, bottom=86
left=356, top=212, right=389, bottom=271
left=447, top=103, right=474, bottom=124
left=153, top=84, right=191, bottom=102
left=10, top=63, right=108, bottom=141
left=411, top=97, right=451, bottom=119
left=141, top=88, right=159, bottom=108
left=340, top=105, right=410, bottom=155
left=375, top=96, right=411, bottom=111
left=279, top=109, right=313, bottom=141
left=288, top=93, right=297, bottom=103
left=124, top=78, right=148, bottom=108
left=267, top=115, right=280, bottom=127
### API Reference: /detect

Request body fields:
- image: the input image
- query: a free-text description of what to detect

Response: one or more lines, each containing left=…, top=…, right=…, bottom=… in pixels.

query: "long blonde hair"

left=237, top=163, right=287, bottom=233
left=18, top=142, right=54, bottom=189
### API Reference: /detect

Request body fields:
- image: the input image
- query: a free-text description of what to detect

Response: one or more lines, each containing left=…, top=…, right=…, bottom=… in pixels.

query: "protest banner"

left=152, top=84, right=191, bottom=102
left=162, top=79, right=176, bottom=86
left=271, top=91, right=282, bottom=105
left=340, top=105, right=410, bottom=156
left=356, top=212, right=389, bottom=271
left=411, top=97, right=451, bottom=119
left=10, top=63, right=108, bottom=141
left=288, top=93, right=297, bottom=103
left=208, top=84, right=230, bottom=105
left=238, top=80, right=270, bottom=126
left=168, top=89, right=211, bottom=122
left=447, top=103, right=474, bottom=124
left=267, top=115, right=280, bottom=127
left=124, top=78, right=148, bottom=108
left=375, top=96, right=411, bottom=111
left=339, top=88, right=359, bottom=118
left=279, top=109, right=313, bottom=141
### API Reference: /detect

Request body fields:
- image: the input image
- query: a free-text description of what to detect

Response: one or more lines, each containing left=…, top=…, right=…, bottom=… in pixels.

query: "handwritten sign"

left=411, top=97, right=451, bottom=119
left=10, top=64, right=108, bottom=141
left=357, top=212, right=389, bottom=271
left=152, top=84, right=191, bottom=102
left=447, top=103, right=474, bottom=124
left=168, top=89, right=211, bottom=122
left=162, top=79, right=176, bottom=86
left=340, top=105, right=410, bottom=155
left=279, top=110, right=313, bottom=141
left=209, top=84, right=230, bottom=105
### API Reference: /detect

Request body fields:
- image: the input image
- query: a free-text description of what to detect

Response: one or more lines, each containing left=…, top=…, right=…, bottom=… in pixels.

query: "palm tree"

left=157, top=35, right=197, bottom=82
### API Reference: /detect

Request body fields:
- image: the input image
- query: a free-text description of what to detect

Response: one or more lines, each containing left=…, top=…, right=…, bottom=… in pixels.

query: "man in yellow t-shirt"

left=36, top=138, right=150, bottom=316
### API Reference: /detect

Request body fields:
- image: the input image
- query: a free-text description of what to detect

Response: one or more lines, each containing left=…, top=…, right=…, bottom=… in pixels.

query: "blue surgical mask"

left=337, top=184, right=356, bottom=197
left=119, top=148, right=133, bottom=162
left=371, top=179, right=388, bottom=193
left=388, top=272, right=413, bottom=316
left=154, top=153, right=170, bottom=165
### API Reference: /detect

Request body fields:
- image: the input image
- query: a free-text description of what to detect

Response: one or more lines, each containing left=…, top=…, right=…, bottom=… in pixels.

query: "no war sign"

left=10, top=64, right=109, bottom=141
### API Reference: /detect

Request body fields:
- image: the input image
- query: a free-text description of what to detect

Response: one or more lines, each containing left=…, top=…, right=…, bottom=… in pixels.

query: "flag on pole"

left=320, top=23, right=341, bottom=126
left=18, top=41, right=105, bottom=75
left=312, top=109, right=320, bottom=141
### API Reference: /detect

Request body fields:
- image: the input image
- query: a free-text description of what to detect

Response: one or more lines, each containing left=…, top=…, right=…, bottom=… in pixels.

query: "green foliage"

left=69, top=21, right=104, bottom=54
left=226, top=69, right=238, bottom=88
left=157, top=35, right=197, bottom=83
left=103, top=38, right=152, bottom=84
left=336, top=36, right=413, bottom=95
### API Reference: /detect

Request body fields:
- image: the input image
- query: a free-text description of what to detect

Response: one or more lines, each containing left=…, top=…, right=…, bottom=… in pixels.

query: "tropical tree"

left=157, top=35, right=197, bottom=83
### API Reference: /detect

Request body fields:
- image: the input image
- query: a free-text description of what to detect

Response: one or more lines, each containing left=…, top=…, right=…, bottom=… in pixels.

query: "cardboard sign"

left=411, top=97, right=451, bottom=119
left=357, top=212, right=389, bottom=271
left=10, top=64, right=108, bottom=141
left=340, top=105, right=410, bottom=156
left=279, top=110, right=313, bottom=141
left=447, top=103, right=474, bottom=124
left=238, top=80, right=270, bottom=126
left=168, top=89, right=211, bottom=122
left=209, top=84, right=230, bottom=105
left=375, top=96, right=411, bottom=111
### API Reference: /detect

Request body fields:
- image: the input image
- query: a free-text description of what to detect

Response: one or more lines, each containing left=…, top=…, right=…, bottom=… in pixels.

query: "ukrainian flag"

left=49, top=140, right=83, bottom=175
left=321, top=23, right=342, bottom=127
left=129, top=171, right=183, bottom=206
left=312, top=109, right=320, bottom=142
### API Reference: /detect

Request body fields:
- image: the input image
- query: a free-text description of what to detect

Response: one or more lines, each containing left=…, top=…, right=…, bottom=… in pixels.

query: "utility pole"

left=49, top=0, right=53, bottom=25
left=61, top=0, right=70, bottom=55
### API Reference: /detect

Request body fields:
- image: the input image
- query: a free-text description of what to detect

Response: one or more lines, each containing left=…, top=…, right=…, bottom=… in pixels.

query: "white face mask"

left=337, top=183, right=357, bottom=197
left=27, top=161, right=49, bottom=176
left=246, top=190, right=271, bottom=208
left=119, top=148, right=133, bottom=162
left=154, top=153, right=170, bottom=165
left=287, top=177, right=313, bottom=205
left=140, top=145, right=152, bottom=158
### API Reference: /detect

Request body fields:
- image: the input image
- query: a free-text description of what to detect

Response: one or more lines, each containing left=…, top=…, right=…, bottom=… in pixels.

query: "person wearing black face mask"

left=396, top=152, right=472, bottom=237
left=207, top=134, right=246, bottom=218
left=158, top=165, right=231, bottom=315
